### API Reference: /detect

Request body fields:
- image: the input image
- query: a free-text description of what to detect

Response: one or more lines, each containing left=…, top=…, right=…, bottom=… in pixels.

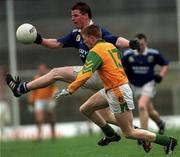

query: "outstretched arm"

left=34, top=33, right=63, bottom=48
left=54, top=51, right=102, bottom=98
left=116, top=37, right=140, bottom=50
left=115, top=37, right=129, bottom=49
left=159, top=65, right=169, bottom=77
left=42, top=38, right=63, bottom=48
left=101, top=28, right=139, bottom=50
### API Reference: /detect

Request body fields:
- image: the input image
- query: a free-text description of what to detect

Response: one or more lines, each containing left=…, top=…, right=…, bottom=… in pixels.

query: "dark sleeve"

left=57, top=31, right=77, bottom=48
left=101, top=27, right=118, bottom=45
left=155, top=51, right=169, bottom=66
left=121, top=52, right=128, bottom=68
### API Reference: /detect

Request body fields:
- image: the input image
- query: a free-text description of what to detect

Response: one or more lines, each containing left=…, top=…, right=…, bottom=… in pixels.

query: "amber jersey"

left=28, top=75, right=57, bottom=103
left=68, top=39, right=128, bottom=93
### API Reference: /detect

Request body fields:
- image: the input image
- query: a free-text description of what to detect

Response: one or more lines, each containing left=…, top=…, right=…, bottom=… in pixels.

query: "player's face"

left=71, top=10, right=89, bottom=29
left=82, top=35, right=94, bottom=49
left=138, top=38, right=147, bottom=53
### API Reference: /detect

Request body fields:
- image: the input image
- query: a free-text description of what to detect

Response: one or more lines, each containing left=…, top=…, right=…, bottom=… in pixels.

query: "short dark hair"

left=81, top=25, right=102, bottom=39
left=71, top=2, right=92, bottom=19
left=135, top=33, right=147, bottom=42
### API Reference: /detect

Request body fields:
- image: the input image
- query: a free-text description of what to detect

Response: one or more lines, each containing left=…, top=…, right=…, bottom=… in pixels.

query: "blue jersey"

left=57, top=26, right=118, bottom=63
left=122, top=48, right=169, bottom=87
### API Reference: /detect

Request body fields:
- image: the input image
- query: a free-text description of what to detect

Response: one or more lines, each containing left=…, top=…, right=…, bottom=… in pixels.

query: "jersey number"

left=108, top=48, right=122, bottom=68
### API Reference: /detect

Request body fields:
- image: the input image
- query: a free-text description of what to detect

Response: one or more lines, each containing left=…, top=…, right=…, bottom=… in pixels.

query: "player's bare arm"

left=115, top=37, right=129, bottom=49
left=41, top=38, right=63, bottom=48
left=116, top=37, right=140, bottom=50
left=159, top=65, right=168, bottom=77
left=33, top=31, right=63, bottom=48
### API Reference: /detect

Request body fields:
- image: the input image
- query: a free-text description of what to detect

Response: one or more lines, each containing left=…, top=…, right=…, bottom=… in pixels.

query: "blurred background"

left=0, top=0, right=180, bottom=138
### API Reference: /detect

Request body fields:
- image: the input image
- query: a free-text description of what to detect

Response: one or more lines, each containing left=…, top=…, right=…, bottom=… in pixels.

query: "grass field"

left=1, top=129, right=180, bottom=157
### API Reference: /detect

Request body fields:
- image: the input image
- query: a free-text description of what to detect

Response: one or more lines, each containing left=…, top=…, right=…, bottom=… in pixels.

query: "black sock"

left=101, top=123, right=116, bottom=137
left=157, top=120, right=165, bottom=128
left=18, top=82, right=29, bottom=94
left=134, top=125, right=139, bottom=129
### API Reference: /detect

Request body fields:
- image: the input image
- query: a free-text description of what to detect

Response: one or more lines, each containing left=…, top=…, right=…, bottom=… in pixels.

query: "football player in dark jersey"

left=6, top=2, right=140, bottom=147
left=122, top=33, right=168, bottom=136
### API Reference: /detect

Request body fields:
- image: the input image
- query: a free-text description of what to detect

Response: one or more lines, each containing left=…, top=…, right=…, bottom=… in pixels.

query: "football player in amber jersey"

left=28, top=64, right=57, bottom=140
left=55, top=25, right=177, bottom=154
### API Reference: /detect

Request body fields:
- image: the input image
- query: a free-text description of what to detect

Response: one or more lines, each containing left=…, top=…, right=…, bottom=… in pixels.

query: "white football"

left=16, top=23, right=37, bottom=44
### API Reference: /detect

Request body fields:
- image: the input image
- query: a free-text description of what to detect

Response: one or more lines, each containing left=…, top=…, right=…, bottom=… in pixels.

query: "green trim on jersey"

left=120, top=102, right=129, bottom=113
left=117, top=49, right=123, bottom=60
left=108, top=48, right=123, bottom=68
left=88, top=51, right=103, bottom=72
left=82, top=51, right=103, bottom=74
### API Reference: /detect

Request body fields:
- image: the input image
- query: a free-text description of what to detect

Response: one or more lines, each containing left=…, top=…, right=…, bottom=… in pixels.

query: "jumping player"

left=6, top=2, right=139, bottom=147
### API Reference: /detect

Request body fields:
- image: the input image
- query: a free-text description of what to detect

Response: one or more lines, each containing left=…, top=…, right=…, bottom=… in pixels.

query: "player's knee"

left=148, top=110, right=154, bottom=116
left=79, top=105, right=88, bottom=115
left=138, top=104, right=147, bottom=112
left=49, top=68, right=61, bottom=80
left=79, top=104, right=93, bottom=116
left=36, top=118, right=43, bottom=125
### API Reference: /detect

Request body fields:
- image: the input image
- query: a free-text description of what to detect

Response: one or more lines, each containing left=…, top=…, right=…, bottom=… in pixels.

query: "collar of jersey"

left=78, top=20, right=94, bottom=32
left=134, top=47, right=148, bottom=56
left=94, top=39, right=106, bottom=46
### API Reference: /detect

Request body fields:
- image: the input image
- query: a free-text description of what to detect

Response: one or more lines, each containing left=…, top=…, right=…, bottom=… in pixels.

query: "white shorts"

left=0, top=100, right=11, bottom=126
left=34, top=100, right=56, bottom=112
left=130, top=80, right=156, bottom=98
left=73, top=66, right=103, bottom=91
left=100, top=84, right=135, bottom=113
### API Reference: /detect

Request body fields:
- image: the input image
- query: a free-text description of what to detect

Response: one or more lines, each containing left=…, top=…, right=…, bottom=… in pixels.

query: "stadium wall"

left=1, top=115, right=180, bottom=141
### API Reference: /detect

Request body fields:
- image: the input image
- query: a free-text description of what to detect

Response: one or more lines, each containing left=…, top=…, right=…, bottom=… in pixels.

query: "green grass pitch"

left=1, top=129, right=180, bottom=157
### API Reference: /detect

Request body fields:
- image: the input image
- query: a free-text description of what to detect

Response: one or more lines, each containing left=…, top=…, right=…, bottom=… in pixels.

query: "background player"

left=28, top=64, right=57, bottom=141
left=122, top=33, right=168, bottom=135
left=0, top=66, right=11, bottom=138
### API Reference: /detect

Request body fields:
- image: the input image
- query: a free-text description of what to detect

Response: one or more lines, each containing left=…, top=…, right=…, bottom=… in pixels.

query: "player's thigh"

left=98, top=107, right=112, bottom=117
left=46, top=101, right=56, bottom=120
left=47, top=110, right=56, bottom=122
left=80, top=91, right=108, bottom=113
left=35, top=110, right=44, bottom=122
left=83, top=71, right=103, bottom=90
left=49, top=66, right=77, bottom=83
left=98, top=107, right=117, bottom=125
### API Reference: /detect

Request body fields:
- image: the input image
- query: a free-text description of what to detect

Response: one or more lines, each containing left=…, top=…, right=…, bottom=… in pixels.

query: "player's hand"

left=54, top=88, right=71, bottom=99
left=34, top=33, right=43, bottom=44
left=129, top=39, right=140, bottom=50
left=154, top=74, right=163, bottom=83
left=28, top=105, right=35, bottom=113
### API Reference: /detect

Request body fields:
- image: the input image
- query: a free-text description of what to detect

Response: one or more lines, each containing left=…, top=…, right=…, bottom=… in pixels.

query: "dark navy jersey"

left=122, top=48, right=169, bottom=87
left=57, top=26, right=118, bottom=63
